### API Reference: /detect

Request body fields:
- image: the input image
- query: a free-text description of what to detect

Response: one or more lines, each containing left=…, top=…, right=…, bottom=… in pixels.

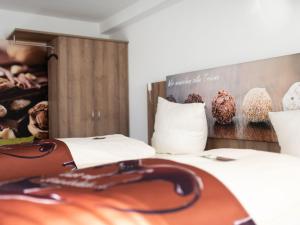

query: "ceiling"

left=0, top=0, right=139, bottom=22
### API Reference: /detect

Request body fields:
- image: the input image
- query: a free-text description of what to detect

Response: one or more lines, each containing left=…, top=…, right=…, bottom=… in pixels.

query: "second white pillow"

left=269, top=110, right=300, bottom=157
left=152, top=97, right=208, bottom=154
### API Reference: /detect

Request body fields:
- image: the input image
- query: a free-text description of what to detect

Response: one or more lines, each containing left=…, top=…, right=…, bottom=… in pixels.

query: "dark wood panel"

left=147, top=81, right=280, bottom=152
left=206, top=138, right=280, bottom=152
left=56, top=37, right=69, bottom=138
left=93, top=41, right=129, bottom=136
left=67, top=37, right=83, bottom=137
left=147, top=81, right=166, bottom=144
left=48, top=38, right=59, bottom=138
left=48, top=37, right=69, bottom=138
left=93, top=40, right=105, bottom=136
left=78, top=38, right=95, bottom=137
left=8, top=28, right=128, bottom=44
left=49, top=37, right=95, bottom=138
left=49, top=36, right=129, bottom=138
left=102, top=42, right=120, bottom=134
left=65, top=38, right=83, bottom=136
left=118, top=43, right=129, bottom=136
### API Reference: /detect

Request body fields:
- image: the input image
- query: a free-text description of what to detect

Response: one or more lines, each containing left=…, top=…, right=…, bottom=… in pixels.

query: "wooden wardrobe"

left=9, top=29, right=129, bottom=138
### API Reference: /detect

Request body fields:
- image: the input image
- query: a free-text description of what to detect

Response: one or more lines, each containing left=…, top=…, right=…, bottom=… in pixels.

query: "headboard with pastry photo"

left=148, top=53, right=300, bottom=152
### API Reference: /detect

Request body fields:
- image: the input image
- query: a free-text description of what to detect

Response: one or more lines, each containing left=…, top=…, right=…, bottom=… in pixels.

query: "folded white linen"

left=59, top=134, right=155, bottom=169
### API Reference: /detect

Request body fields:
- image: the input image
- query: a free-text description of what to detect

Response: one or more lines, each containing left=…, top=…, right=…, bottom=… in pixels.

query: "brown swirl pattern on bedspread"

left=0, top=158, right=256, bottom=225
left=0, top=139, right=75, bottom=181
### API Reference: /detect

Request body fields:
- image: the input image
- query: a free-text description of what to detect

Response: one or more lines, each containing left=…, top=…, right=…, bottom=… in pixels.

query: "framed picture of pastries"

left=166, top=53, right=300, bottom=142
left=0, top=40, right=48, bottom=143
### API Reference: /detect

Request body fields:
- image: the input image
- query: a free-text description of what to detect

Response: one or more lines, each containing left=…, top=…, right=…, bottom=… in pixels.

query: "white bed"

left=60, top=135, right=300, bottom=225
left=156, top=149, right=300, bottom=225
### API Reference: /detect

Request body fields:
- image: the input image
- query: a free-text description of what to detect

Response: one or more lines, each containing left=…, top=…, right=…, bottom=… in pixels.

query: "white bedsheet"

left=156, top=149, right=300, bottom=225
left=59, top=134, right=155, bottom=169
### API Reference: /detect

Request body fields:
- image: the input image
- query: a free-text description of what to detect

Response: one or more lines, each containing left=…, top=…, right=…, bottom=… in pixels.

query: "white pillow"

left=59, top=134, right=155, bottom=169
left=152, top=97, right=208, bottom=154
left=269, top=110, right=300, bottom=157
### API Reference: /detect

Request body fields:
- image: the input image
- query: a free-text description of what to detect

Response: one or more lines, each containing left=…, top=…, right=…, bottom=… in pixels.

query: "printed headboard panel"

left=0, top=40, right=48, bottom=143
left=166, top=53, right=300, bottom=142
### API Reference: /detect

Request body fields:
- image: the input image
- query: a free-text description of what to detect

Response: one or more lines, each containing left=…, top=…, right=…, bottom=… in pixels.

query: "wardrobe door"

left=94, top=41, right=119, bottom=135
left=117, top=43, right=129, bottom=136
left=67, top=37, right=95, bottom=137
left=49, top=37, right=95, bottom=138
left=93, top=41, right=129, bottom=136
left=93, top=40, right=105, bottom=135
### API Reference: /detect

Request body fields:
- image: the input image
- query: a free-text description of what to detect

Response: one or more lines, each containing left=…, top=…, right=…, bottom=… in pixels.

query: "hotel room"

left=0, top=0, right=299, bottom=224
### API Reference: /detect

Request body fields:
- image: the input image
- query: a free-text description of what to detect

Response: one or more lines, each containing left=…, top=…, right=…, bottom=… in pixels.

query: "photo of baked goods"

left=0, top=40, right=48, bottom=141
left=166, top=53, right=300, bottom=142
left=242, top=88, right=273, bottom=123
left=212, top=90, right=236, bottom=125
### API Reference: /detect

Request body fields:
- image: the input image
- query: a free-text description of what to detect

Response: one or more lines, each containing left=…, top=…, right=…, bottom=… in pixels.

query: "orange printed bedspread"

left=0, top=141, right=255, bottom=225
left=0, top=139, right=75, bottom=181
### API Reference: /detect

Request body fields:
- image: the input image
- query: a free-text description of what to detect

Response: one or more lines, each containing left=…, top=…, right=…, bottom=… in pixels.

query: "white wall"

left=0, top=9, right=101, bottom=39
left=110, top=0, right=300, bottom=143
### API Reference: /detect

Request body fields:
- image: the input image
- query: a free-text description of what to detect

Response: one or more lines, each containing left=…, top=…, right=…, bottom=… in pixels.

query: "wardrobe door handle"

left=91, top=111, right=95, bottom=119
left=97, top=111, right=101, bottom=120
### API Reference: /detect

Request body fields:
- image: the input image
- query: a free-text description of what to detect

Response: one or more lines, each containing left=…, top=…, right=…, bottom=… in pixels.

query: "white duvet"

left=156, top=149, right=300, bottom=225
left=59, top=136, right=300, bottom=225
